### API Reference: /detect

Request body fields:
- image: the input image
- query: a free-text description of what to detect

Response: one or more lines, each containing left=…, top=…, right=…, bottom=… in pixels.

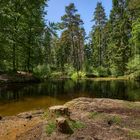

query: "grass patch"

left=46, top=120, right=85, bottom=135
left=125, top=102, right=140, bottom=109
left=111, top=116, right=122, bottom=124
left=90, top=112, right=122, bottom=125
left=89, top=112, right=105, bottom=121
left=46, top=122, right=56, bottom=135
left=43, top=111, right=49, bottom=118
left=68, top=120, right=85, bottom=130
left=128, top=130, right=140, bottom=139
left=107, top=115, right=122, bottom=125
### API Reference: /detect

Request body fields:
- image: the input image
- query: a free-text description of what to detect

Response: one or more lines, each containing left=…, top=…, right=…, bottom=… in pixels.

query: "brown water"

left=0, top=79, right=140, bottom=116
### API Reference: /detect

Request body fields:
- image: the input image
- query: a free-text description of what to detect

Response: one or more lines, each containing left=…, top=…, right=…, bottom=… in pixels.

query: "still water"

left=0, top=79, right=140, bottom=116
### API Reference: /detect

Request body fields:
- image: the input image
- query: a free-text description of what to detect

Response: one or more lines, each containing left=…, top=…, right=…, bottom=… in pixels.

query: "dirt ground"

left=0, top=98, right=140, bottom=140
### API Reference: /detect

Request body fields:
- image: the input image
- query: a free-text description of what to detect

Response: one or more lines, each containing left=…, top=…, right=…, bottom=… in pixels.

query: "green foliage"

left=128, top=130, right=140, bottom=139
left=0, top=0, right=140, bottom=79
left=90, top=112, right=122, bottom=125
left=127, top=55, right=140, bottom=73
left=68, top=120, right=85, bottom=130
left=91, top=2, right=107, bottom=67
left=127, top=18, right=140, bottom=80
left=108, top=115, right=122, bottom=125
left=59, top=3, right=85, bottom=72
left=71, top=71, right=86, bottom=80
left=0, top=0, right=48, bottom=72
left=110, top=65, right=123, bottom=76
left=46, top=122, right=56, bottom=135
left=64, top=64, right=75, bottom=76
left=90, top=112, right=101, bottom=118
left=50, top=72, right=63, bottom=78
left=92, top=69, right=99, bottom=77
left=89, top=112, right=105, bottom=120
left=92, top=66, right=109, bottom=77
left=96, top=66, right=109, bottom=77
left=33, top=64, right=51, bottom=79
left=128, top=71, right=140, bottom=81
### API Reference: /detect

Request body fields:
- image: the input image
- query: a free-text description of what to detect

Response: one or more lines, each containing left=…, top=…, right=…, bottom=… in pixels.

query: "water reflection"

left=0, top=79, right=140, bottom=116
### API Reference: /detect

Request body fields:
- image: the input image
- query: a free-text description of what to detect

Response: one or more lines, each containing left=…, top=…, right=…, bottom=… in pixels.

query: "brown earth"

left=0, top=98, right=140, bottom=140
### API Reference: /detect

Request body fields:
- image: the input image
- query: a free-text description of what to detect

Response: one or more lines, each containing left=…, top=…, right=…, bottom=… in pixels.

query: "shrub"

left=128, top=70, right=140, bottom=81
left=92, top=66, right=110, bottom=77
left=33, top=64, right=51, bottom=79
left=97, top=66, right=109, bottom=77
left=64, top=64, right=75, bottom=76
left=50, top=72, right=63, bottom=78
left=71, top=71, right=86, bottom=80
left=92, top=68, right=99, bottom=77
left=127, top=55, right=140, bottom=81
left=109, top=65, right=123, bottom=76
left=127, top=55, right=140, bottom=74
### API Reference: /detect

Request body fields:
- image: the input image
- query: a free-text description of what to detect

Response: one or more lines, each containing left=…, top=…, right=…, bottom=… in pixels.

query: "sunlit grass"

left=68, top=120, right=85, bottom=130
left=128, top=130, right=140, bottom=139
left=46, top=122, right=56, bottom=135
left=89, top=111, right=122, bottom=125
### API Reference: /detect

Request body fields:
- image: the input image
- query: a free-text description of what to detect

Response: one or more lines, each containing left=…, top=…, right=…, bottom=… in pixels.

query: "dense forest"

left=0, top=0, right=140, bottom=80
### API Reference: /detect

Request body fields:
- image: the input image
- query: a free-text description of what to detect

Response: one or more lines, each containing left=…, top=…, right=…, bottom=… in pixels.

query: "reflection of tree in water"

left=0, top=80, right=140, bottom=103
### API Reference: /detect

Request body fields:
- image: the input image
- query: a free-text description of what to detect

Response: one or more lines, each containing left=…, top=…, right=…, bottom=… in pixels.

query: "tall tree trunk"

left=27, top=46, right=31, bottom=72
left=12, top=44, right=16, bottom=72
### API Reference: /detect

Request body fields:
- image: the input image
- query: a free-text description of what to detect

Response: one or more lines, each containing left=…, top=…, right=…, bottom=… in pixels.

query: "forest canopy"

left=0, top=0, right=140, bottom=80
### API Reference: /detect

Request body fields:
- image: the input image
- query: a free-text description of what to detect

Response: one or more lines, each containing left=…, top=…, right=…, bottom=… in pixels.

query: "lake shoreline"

left=0, top=73, right=131, bottom=85
left=0, top=97, right=140, bottom=140
left=0, top=73, right=40, bottom=84
left=0, top=78, right=140, bottom=116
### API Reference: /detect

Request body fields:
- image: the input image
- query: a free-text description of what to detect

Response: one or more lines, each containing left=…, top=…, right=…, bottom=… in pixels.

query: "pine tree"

left=108, top=0, right=131, bottom=75
left=91, top=2, right=107, bottom=67
left=60, top=3, right=85, bottom=71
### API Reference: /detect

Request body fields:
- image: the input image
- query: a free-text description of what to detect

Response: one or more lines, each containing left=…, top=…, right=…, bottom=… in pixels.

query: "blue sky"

left=47, top=0, right=112, bottom=35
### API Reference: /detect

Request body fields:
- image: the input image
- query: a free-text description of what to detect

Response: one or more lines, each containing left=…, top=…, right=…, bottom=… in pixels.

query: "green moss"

left=46, top=122, right=56, bottom=135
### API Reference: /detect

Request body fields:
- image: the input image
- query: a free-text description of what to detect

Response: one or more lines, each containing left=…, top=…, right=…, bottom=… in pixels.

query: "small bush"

left=71, top=71, right=86, bottom=80
left=64, top=64, right=75, bottom=76
left=33, top=64, right=51, bottom=79
left=126, top=55, right=140, bottom=81
left=97, top=66, right=109, bottom=77
left=128, top=70, right=140, bottom=81
left=92, top=66, right=110, bottom=77
left=92, top=68, right=99, bottom=77
left=109, top=65, right=123, bottom=76
left=127, top=55, right=140, bottom=74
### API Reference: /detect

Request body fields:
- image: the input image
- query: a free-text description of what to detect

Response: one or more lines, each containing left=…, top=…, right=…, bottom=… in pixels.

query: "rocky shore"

left=0, top=97, right=140, bottom=140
